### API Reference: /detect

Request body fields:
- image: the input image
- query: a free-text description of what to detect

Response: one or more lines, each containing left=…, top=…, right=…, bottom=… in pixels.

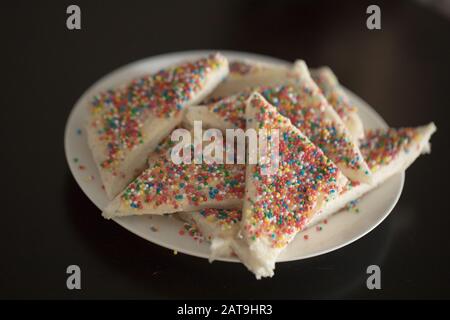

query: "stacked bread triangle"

left=87, top=53, right=436, bottom=279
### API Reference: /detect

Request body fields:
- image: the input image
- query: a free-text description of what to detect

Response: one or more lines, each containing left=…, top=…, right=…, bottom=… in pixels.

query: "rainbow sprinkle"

left=344, top=199, right=360, bottom=213
left=360, top=127, right=421, bottom=172
left=199, top=208, right=241, bottom=232
left=243, top=94, right=344, bottom=248
left=312, top=69, right=357, bottom=121
left=89, top=54, right=225, bottom=174
left=260, top=85, right=364, bottom=173
left=120, top=154, right=245, bottom=211
left=179, top=222, right=204, bottom=242
left=207, top=93, right=247, bottom=129
left=205, top=84, right=368, bottom=177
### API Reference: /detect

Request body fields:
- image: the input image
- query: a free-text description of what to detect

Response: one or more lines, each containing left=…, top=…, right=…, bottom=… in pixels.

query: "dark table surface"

left=1, top=0, right=449, bottom=299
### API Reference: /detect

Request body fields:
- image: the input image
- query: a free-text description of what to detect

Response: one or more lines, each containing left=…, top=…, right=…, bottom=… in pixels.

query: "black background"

left=1, top=0, right=449, bottom=299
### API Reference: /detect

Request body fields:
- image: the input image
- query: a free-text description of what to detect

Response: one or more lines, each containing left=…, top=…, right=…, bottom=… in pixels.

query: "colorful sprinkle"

left=120, top=147, right=245, bottom=211
left=206, top=84, right=369, bottom=179
left=179, top=222, right=204, bottom=243
left=243, top=94, right=344, bottom=248
left=311, top=68, right=357, bottom=121
left=360, top=127, right=422, bottom=172
left=89, top=54, right=226, bottom=174
left=260, top=85, right=366, bottom=174
left=344, top=199, right=360, bottom=213
left=207, top=93, right=247, bottom=129
left=199, top=208, right=241, bottom=232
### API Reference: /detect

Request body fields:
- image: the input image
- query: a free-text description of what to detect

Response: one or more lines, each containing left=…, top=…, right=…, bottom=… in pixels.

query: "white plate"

left=64, top=50, right=404, bottom=263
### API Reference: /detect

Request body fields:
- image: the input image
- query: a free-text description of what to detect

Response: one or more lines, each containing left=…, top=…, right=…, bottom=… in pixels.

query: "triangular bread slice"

left=310, top=122, right=436, bottom=225
left=102, top=129, right=245, bottom=219
left=179, top=122, right=436, bottom=271
left=231, top=92, right=347, bottom=278
left=87, top=53, right=229, bottom=199
left=207, top=59, right=300, bottom=100
left=185, top=62, right=372, bottom=183
left=311, top=67, right=365, bottom=141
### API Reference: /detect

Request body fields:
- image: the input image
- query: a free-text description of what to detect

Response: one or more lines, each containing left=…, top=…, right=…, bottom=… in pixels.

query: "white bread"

left=230, top=93, right=347, bottom=279
left=178, top=209, right=241, bottom=260
left=310, top=122, right=436, bottom=225
left=102, top=151, right=245, bottom=218
left=311, top=66, right=364, bottom=141
left=87, top=53, right=229, bottom=199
